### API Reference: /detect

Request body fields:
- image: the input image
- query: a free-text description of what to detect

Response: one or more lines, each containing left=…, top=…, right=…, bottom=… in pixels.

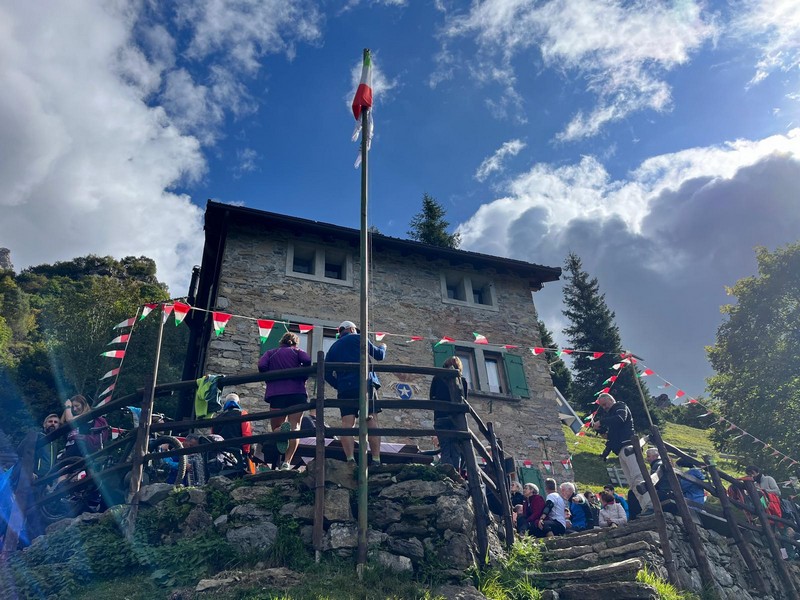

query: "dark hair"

left=745, top=465, right=759, bottom=475
left=545, top=477, right=556, bottom=492
left=600, top=491, right=615, bottom=504
left=676, top=457, right=695, bottom=468
left=280, top=332, right=299, bottom=347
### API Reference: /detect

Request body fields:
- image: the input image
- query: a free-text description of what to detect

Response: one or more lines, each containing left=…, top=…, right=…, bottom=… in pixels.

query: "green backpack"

left=195, top=375, right=223, bottom=419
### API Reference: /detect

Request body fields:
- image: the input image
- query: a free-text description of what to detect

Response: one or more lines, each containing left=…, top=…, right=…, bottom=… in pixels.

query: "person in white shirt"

left=746, top=466, right=781, bottom=497
left=535, top=479, right=571, bottom=537
left=598, top=490, right=628, bottom=527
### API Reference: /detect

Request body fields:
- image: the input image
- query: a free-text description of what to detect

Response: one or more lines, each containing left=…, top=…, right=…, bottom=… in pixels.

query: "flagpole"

left=356, top=47, right=371, bottom=578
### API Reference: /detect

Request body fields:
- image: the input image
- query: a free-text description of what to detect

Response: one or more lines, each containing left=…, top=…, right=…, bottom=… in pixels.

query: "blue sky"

left=2, top=0, right=799, bottom=399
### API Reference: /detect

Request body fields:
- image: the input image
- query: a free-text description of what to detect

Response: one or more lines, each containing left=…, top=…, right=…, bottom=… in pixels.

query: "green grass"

left=637, top=567, right=701, bottom=600
left=74, top=577, right=162, bottom=600
left=472, top=537, right=544, bottom=600
left=564, top=422, right=743, bottom=492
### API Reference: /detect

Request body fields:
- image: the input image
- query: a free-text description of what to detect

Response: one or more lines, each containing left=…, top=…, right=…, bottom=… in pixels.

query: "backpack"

left=195, top=375, right=223, bottom=418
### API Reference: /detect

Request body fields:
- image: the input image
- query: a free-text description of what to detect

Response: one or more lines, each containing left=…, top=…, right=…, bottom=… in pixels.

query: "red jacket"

left=524, top=494, right=546, bottom=525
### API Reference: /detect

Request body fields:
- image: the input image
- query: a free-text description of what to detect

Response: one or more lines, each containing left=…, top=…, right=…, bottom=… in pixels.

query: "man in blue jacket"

left=325, top=321, right=387, bottom=465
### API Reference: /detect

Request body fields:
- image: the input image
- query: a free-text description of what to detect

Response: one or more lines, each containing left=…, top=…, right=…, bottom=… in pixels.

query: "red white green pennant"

left=435, top=336, right=455, bottom=346
left=114, top=317, right=135, bottom=329
left=213, top=312, right=232, bottom=337
left=588, top=352, right=605, bottom=360
left=139, top=303, right=158, bottom=321
left=257, top=319, right=275, bottom=343
left=99, top=383, right=115, bottom=397
left=530, top=347, right=546, bottom=355
left=108, top=334, right=129, bottom=345
left=473, top=332, right=489, bottom=345
left=161, top=303, right=174, bottom=324
left=407, top=336, right=424, bottom=343
left=101, top=350, right=125, bottom=359
left=542, top=460, right=553, bottom=473
left=99, top=367, right=120, bottom=381
left=298, top=324, right=314, bottom=334
left=374, top=332, right=386, bottom=342
left=173, top=302, right=191, bottom=326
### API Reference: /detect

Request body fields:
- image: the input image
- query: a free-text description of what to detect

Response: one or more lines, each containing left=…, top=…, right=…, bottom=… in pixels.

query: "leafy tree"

left=537, top=319, right=573, bottom=401
left=407, top=193, right=461, bottom=248
left=561, top=252, right=656, bottom=429
left=707, top=243, right=800, bottom=476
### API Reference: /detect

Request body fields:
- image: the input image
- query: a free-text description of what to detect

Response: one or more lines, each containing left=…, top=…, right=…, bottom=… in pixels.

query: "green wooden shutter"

left=503, top=353, right=530, bottom=398
left=259, top=322, right=290, bottom=355
left=432, top=343, right=455, bottom=367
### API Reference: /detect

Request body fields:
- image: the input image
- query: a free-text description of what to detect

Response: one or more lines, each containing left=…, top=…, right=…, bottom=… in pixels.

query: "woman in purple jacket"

left=258, top=332, right=312, bottom=470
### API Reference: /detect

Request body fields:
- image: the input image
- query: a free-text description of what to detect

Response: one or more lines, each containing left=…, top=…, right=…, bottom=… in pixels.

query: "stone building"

left=182, top=200, right=570, bottom=475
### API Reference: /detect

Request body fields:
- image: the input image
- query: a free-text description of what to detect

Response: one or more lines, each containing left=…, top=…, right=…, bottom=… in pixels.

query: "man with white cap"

left=325, top=320, right=387, bottom=465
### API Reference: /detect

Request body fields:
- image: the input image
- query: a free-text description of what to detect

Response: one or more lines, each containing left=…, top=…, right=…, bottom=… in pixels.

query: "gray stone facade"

left=198, top=212, right=569, bottom=478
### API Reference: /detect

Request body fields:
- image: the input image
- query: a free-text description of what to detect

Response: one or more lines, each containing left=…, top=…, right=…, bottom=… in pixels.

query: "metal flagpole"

left=356, top=47, right=371, bottom=577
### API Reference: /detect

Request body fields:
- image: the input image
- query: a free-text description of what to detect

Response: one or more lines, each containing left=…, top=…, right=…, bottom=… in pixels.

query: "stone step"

left=541, top=516, right=657, bottom=551
left=541, top=540, right=657, bottom=572
left=540, top=530, right=660, bottom=562
left=527, top=557, right=643, bottom=589
left=553, top=581, right=659, bottom=600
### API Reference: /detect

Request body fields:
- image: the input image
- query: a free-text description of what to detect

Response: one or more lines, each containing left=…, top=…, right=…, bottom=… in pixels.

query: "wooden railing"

left=3, top=351, right=516, bottom=564
left=634, top=426, right=799, bottom=597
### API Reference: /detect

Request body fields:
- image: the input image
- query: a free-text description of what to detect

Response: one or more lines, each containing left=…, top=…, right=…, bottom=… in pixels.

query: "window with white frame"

left=286, top=241, right=353, bottom=286
left=440, top=272, right=498, bottom=310
left=434, top=343, right=528, bottom=399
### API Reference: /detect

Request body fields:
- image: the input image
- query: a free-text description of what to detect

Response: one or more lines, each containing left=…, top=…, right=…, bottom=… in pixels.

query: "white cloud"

left=441, top=0, right=716, bottom=139
left=457, top=128, right=800, bottom=395
left=0, top=1, right=323, bottom=293
left=475, top=139, right=527, bottom=181
left=732, top=0, right=800, bottom=85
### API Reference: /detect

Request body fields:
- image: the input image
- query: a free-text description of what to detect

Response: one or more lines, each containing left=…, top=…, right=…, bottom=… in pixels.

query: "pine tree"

left=407, top=193, right=461, bottom=248
left=561, top=252, right=656, bottom=429
left=537, top=319, right=573, bottom=401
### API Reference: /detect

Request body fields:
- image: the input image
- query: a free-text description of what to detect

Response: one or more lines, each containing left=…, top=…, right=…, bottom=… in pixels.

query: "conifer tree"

left=407, top=193, right=461, bottom=248
left=561, top=252, right=656, bottom=429
left=537, top=319, right=573, bottom=401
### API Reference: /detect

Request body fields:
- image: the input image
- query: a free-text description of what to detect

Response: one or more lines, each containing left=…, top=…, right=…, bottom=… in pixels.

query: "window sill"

left=467, top=390, right=521, bottom=403
left=286, top=271, right=353, bottom=287
left=441, top=297, right=499, bottom=312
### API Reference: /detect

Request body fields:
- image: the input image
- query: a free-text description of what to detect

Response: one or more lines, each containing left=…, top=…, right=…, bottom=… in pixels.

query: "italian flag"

left=503, top=344, right=519, bottom=350
left=473, top=332, right=488, bottom=345
left=99, top=383, right=115, bottom=397
left=101, top=350, right=125, bottom=359
left=589, top=352, right=604, bottom=360
left=298, top=324, right=314, bottom=334
left=213, top=312, right=232, bottom=337
left=374, top=332, right=386, bottom=342
left=530, top=347, right=546, bottom=355
left=139, top=303, right=158, bottom=321
left=99, top=367, right=120, bottom=381
left=407, top=336, right=424, bottom=343
left=435, top=336, right=455, bottom=346
left=556, top=349, right=573, bottom=357
left=161, top=303, right=174, bottom=324
left=174, top=302, right=191, bottom=326
left=674, top=389, right=686, bottom=401
left=258, top=319, right=275, bottom=343
left=108, top=334, right=129, bottom=345
left=638, top=368, right=655, bottom=377
left=352, top=51, right=373, bottom=120
left=114, top=317, right=136, bottom=329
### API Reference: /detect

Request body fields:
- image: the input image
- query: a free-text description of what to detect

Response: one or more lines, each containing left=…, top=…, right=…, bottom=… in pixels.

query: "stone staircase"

left=525, top=516, right=665, bottom=600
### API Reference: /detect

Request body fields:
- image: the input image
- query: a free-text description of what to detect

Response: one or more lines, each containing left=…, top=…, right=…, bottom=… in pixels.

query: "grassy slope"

left=565, top=422, right=742, bottom=492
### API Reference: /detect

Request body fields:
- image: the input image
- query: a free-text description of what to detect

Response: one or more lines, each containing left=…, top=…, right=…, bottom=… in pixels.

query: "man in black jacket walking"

left=592, top=392, right=651, bottom=512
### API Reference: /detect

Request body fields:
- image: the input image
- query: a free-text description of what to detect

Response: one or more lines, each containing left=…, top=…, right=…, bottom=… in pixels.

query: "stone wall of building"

left=203, top=223, right=569, bottom=478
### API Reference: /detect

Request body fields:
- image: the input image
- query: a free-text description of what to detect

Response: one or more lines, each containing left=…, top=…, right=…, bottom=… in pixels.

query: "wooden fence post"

left=630, top=436, right=679, bottom=585
left=488, top=422, right=514, bottom=549
left=703, top=455, right=767, bottom=594
left=742, top=478, right=799, bottom=597
left=313, top=351, right=326, bottom=563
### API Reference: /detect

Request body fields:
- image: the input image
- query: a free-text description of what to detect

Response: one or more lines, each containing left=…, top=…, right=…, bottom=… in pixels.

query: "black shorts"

left=338, top=389, right=381, bottom=418
left=267, top=393, right=308, bottom=411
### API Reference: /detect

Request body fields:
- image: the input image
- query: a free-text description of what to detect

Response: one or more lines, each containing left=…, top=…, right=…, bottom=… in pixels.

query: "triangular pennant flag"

left=602, top=375, right=618, bottom=385
left=726, top=424, right=738, bottom=431
left=407, top=336, right=424, bottom=343
left=173, top=302, right=191, bottom=326
left=99, top=367, right=120, bottom=381
left=212, top=312, right=232, bottom=337
left=589, top=352, right=605, bottom=360
left=530, top=347, right=546, bottom=355
left=522, top=459, right=533, bottom=467
left=161, top=303, right=174, bottom=324
left=108, top=334, right=130, bottom=345
left=638, top=369, right=654, bottom=377
left=594, top=387, right=611, bottom=396
left=298, top=324, right=314, bottom=334
left=688, top=398, right=698, bottom=404
left=658, top=382, right=672, bottom=389
left=100, top=350, right=125, bottom=359
left=435, top=336, right=455, bottom=346
left=473, top=333, right=489, bottom=345
left=561, top=459, right=572, bottom=471
left=257, top=319, right=275, bottom=343
left=114, top=317, right=135, bottom=329
left=139, top=303, right=158, bottom=321
left=674, top=390, right=686, bottom=400
left=577, top=430, right=586, bottom=437
left=620, top=358, right=632, bottom=365
left=611, top=362, right=622, bottom=370
left=374, top=332, right=386, bottom=342
left=556, top=349, right=573, bottom=357
left=542, top=460, right=553, bottom=473
left=99, top=383, right=115, bottom=397
left=503, top=344, right=519, bottom=350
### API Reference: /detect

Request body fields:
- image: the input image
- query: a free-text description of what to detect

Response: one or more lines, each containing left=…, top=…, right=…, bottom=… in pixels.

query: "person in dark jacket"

left=324, top=321, right=387, bottom=464
left=567, top=492, right=593, bottom=532
left=258, top=332, right=312, bottom=470
left=592, top=393, right=650, bottom=511
left=61, top=395, right=108, bottom=459
left=34, top=413, right=61, bottom=478
left=429, top=356, right=467, bottom=470
left=518, top=483, right=546, bottom=535
left=645, top=447, right=671, bottom=503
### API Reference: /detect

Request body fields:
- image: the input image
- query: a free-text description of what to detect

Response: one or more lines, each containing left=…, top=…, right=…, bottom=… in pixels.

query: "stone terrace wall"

left=203, top=222, right=569, bottom=476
